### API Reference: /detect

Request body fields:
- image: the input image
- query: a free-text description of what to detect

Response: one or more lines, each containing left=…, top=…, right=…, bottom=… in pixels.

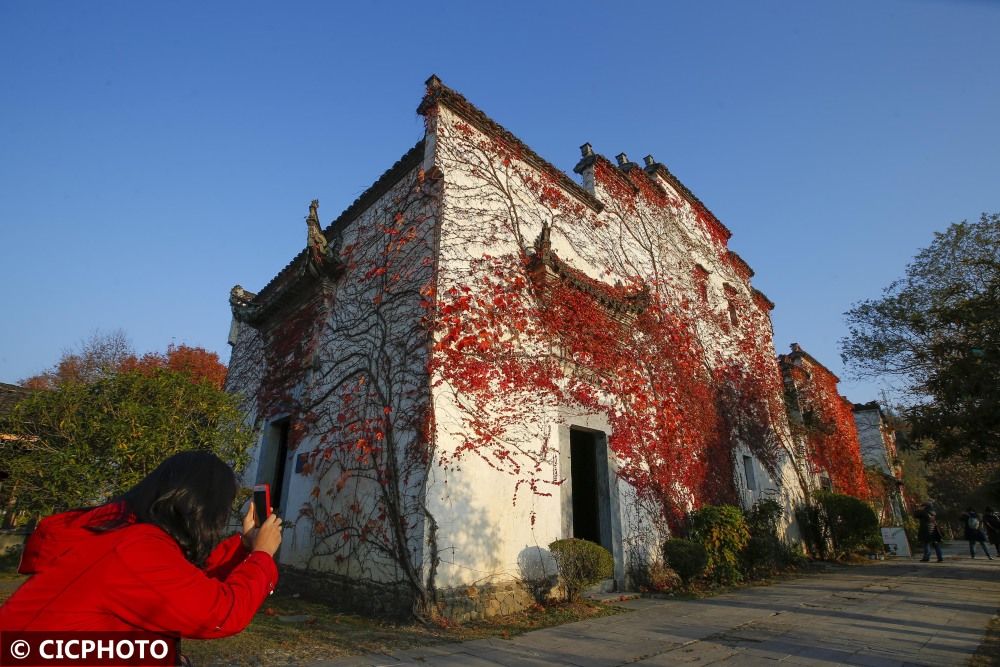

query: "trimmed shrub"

left=744, top=499, right=808, bottom=575
left=742, top=498, right=784, bottom=577
left=816, top=492, right=882, bottom=556
left=548, top=538, right=614, bottom=601
left=663, top=538, right=707, bottom=585
left=689, top=504, right=751, bottom=584
left=795, top=502, right=828, bottom=559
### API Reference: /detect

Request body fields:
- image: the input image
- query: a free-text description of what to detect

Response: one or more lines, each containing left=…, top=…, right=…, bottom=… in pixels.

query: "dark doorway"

left=571, top=428, right=603, bottom=546
left=260, top=418, right=291, bottom=514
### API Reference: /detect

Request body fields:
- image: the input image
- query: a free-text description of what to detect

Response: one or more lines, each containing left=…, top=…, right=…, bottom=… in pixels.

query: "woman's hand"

left=252, top=513, right=283, bottom=557
left=241, top=502, right=258, bottom=550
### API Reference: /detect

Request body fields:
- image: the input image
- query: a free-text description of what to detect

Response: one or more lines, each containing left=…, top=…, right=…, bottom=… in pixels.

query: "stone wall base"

left=434, top=580, right=538, bottom=622
left=278, top=566, right=546, bottom=622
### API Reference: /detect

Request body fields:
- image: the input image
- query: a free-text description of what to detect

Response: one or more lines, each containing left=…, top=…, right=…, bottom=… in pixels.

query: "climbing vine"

left=782, top=359, right=869, bottom=498
left=227, top=153, right=443, bottom=617
left=429, top=105, right=803, bottom=530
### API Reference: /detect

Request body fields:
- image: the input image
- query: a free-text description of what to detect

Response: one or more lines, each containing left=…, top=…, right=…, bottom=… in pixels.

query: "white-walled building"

left=853, top=401, right=906, bottom=525
left=225, top=76, right=808, bottom=619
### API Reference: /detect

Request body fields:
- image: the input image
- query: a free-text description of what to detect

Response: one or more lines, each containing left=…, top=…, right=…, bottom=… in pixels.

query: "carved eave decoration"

left=526, top=224, right=650, bottom=317
left=230, top=250, right=343, bottom=327
left=231, top=200, right=345, bottom=327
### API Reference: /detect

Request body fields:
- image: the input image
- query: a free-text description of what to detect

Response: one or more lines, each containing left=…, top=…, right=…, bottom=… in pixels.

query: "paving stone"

left=321, top=541, right=999, bottom=666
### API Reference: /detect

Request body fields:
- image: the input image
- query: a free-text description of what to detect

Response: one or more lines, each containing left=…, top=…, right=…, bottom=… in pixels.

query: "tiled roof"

left=751, top=287, right=775, bottom=311
left=778, top=343, right=840, bottom=383
left=419, top=75, right=604, bottom=214
left=726, top=250, right=755, bottom=280
left=0, top=382, right=33, bottom=416
left=642, top=162, right=733, bottom=241
left=233, top=141, right=425, bottom=322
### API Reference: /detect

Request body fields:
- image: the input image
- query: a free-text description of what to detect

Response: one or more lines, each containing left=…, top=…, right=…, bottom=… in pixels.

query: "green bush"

left=816, top=492, right=882, bottom=557
left=548, top=538, right=614, bottom=601
left=626, top=551, right=681, bottom=593
left=663, top=538, right=707, bottom=585
left=794, top=503, right=827, bottom=559
left=742, top=498, right=785, bottom=577
left=689, top=504, right=751, bottom=584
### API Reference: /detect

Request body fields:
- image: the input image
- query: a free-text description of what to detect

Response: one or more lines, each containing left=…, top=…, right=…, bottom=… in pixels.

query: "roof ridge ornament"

left=306, top=199, right=328, bottom=261
left=534, top=221, right=552, bottom=258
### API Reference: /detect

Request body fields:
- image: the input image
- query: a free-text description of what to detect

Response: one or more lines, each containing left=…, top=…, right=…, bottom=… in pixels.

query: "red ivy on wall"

left=429, top=126, right=800, bottom=528
left=790, top=363, right=869, bottom=499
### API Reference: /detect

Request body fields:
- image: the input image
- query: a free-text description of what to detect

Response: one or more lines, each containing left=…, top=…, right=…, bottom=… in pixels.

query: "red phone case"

left=253, top=483, right=271, bottom=525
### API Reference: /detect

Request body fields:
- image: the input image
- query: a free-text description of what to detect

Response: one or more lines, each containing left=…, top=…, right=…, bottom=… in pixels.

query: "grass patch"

left=184, top=595, right=626, bottom=666
left=0, top=548, right=24, bottom=579
left=970, top=614, right=1000, bottom=667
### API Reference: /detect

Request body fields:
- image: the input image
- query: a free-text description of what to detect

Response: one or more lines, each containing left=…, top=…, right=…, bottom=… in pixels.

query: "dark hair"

left=96, top=451, right=238, bottom=566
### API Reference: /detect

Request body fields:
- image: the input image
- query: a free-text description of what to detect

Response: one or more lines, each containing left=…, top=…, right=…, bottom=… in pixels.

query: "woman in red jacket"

left=0, top=450, right=282, bottom=637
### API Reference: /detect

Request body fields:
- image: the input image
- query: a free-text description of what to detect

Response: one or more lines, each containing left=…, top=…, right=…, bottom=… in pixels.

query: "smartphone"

left=252, top=483, right=271, bottom=527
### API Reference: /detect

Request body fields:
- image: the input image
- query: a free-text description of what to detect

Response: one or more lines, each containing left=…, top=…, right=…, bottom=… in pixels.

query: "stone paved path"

left=316, top=542, right=1000, bottom=666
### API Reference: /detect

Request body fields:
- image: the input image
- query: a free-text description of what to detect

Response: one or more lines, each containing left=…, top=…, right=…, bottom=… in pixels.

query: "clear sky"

left=1, top=1, right=997, bottom=403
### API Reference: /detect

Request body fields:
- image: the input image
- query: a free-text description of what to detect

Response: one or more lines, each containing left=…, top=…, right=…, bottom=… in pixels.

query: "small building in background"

left=853, top=401, right=906, bottom=525
left=778, top=344, right=869, bottom=499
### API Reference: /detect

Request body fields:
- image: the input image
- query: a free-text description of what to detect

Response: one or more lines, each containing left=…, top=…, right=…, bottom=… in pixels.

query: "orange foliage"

left=121, top=344, right=228, bottom=389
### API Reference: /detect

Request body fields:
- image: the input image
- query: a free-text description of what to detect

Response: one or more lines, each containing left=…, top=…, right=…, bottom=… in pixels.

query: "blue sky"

left=1, top=1, right=997, bottom=403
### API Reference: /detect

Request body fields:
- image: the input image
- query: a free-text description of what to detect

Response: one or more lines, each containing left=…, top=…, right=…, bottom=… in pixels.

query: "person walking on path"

left=916, top=502, right=944, bottom=562
left=983, top=507, right=1000, bottom=557
left=962, top=507, right=994, bottom=559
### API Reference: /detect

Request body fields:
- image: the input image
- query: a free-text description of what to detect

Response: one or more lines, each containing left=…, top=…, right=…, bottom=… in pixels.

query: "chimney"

left=643, top=155, right=656, bottom=167
left=615, top=152, right=630, bottom=167
left=790, top=343, right=802, bottom=353
left=580, top=142, right=593, bottom=158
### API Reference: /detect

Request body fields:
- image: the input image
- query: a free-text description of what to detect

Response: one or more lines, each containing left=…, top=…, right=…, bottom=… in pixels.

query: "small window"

left=723, top=284, right=740, bottom=326
left=743, top=455, right=757, bottom=491
left=693, top=265, right=709, bottom=302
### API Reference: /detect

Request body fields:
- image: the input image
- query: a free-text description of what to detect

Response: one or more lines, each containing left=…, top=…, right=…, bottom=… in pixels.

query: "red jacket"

left=0, top=504, right=278, bottom=636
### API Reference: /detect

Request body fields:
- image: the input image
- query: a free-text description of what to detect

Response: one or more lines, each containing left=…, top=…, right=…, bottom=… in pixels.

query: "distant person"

left=915, top=502, right=943, bottom=562
left=984, top=507, right=1000, bottom=557
left=962, top=507, right=994, bottom=560
left=0, top=450, right=282, bottom=637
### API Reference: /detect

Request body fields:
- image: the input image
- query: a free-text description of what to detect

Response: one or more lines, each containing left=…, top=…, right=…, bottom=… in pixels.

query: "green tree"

left=841, top=213, right=1000, bottom=462
left=897, top=447, right=930, bottom=507
left=0, top=369, right=252, bottom=519
left=921, top=443, right=1000, bottom=534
